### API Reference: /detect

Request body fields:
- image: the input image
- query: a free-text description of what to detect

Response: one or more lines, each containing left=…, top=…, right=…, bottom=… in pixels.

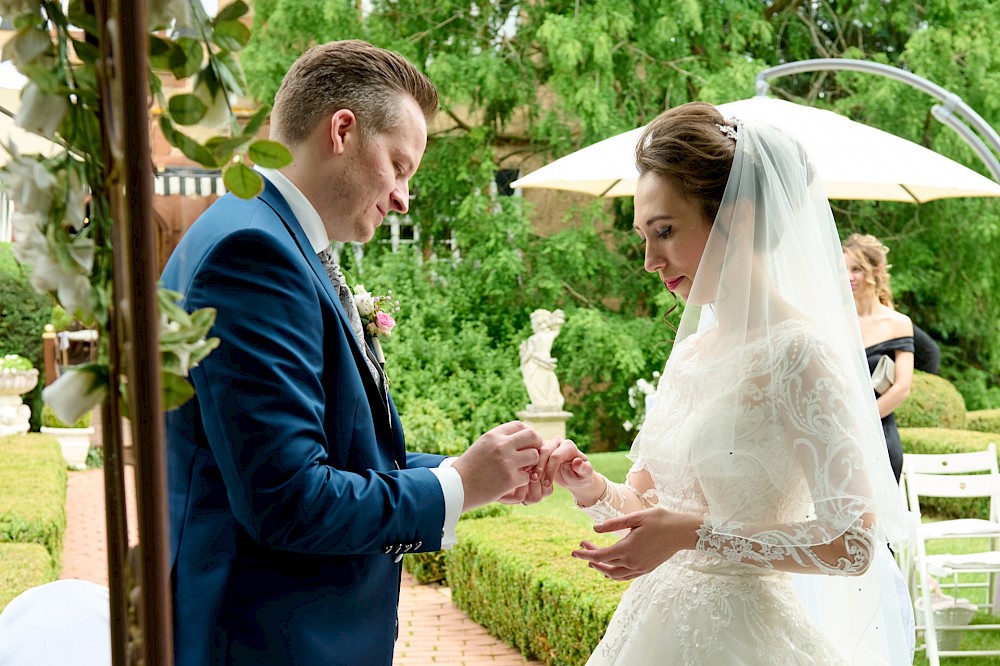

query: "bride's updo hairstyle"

left=635, top=101, right=736, bottom=225
left=843, top=233, right=895, bottom=308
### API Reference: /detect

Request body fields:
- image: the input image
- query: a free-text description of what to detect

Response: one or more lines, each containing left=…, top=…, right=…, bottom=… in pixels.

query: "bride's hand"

left=538, top=438, right=594, bottom=494
left=571, top=508, right=702, bottom=581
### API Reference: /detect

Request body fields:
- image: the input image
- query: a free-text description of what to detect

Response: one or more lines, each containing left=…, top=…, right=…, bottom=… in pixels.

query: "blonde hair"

left=271, top=40, right=438, bottom=146
left=843, top=233, right=894, bottom=308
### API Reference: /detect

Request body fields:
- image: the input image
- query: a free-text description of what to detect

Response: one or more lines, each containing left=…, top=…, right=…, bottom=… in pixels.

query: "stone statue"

left=519, top=309, right=566, bottom=412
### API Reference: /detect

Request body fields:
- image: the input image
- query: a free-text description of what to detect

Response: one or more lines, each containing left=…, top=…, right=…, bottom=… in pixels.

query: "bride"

left=543, top=102, right=912, bottom=665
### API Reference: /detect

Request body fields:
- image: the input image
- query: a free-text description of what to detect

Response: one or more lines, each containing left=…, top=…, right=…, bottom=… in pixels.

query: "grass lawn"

left=513, top=451, right=1000, bottom=664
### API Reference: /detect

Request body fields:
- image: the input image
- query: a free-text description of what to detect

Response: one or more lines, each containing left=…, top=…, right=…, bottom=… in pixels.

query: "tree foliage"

left=243, top=1, right=1000, bottom=449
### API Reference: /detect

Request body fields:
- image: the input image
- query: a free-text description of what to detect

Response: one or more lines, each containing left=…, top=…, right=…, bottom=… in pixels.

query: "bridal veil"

left=631, top=117, right=913, bottom=664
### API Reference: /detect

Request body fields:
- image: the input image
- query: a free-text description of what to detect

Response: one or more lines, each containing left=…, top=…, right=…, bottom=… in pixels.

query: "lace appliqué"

left=695, top=518, right=876, bottom=575
left=590, top=556, right=848, bottom=666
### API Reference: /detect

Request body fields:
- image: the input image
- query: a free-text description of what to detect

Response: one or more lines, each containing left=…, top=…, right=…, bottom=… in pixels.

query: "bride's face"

left=634, top=172, right=714, bottom=301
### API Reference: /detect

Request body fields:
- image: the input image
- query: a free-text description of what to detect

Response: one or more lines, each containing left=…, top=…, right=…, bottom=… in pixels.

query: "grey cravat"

left=317, top=247, right=386, bottom=397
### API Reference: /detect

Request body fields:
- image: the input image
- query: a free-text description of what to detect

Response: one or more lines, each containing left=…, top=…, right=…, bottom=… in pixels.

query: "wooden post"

left=94, top=1, right=173, bottom=663
left=42, top=325, right=57, bottom=386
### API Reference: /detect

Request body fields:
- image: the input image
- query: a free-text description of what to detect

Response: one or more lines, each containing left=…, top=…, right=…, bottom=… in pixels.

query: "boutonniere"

left=351, top=284, right=399, bottom=366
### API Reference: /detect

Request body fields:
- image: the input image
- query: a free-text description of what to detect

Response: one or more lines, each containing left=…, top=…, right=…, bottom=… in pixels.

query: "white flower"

left=62, top=168, right=87, bottom=233
left=0, top=0, right=41, bottom=20
left=353, top=285, right=375, bottom=317
left=147, top=0, right=192, bottom=30
left=10, top=212, right=53, bottom=275
left=0, top=152, right=58, bottom=215
left=42, top=364, right=108, bottom=425
left=2, top=25, right=52, bottom=72
left=623, top=420, right=634, bottom=432
left=26, top=249, right=93, bottom=318
left=14, top=82, right=69, bottom=140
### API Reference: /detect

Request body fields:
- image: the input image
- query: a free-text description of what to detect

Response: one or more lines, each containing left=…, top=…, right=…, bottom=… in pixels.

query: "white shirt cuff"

left=429, top=458, right=462, bottom=549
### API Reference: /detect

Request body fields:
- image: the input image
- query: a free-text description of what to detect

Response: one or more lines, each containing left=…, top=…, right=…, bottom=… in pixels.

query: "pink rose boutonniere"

left=352, top=285, right=400, bottom=365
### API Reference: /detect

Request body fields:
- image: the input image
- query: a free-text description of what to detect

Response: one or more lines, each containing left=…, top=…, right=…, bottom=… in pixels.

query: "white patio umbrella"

left=510, top=96, right=1000, bottom=203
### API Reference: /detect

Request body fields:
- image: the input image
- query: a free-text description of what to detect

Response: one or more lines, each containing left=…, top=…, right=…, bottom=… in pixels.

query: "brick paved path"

left=61, top=468, right=540, bottom=665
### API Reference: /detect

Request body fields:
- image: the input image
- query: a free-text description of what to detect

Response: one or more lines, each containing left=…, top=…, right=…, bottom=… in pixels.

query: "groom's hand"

left=452, top=421, right=542, bottom=512
left=511, top=436, right=569, bottom=505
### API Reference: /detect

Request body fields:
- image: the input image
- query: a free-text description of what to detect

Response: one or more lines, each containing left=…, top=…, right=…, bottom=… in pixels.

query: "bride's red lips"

left=665, top=277, right=684, bottom=291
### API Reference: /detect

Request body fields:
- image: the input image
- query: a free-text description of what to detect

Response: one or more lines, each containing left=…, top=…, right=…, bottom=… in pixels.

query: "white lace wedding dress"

left=587, top=321, right=873, bottom=666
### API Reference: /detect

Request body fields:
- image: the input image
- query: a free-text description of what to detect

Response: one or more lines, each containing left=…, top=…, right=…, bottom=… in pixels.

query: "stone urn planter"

left=0, top=367, right=39, bottom=437
left=40, top=425, right=94, bottom=469
left=40, top=404, right=94, bottom=470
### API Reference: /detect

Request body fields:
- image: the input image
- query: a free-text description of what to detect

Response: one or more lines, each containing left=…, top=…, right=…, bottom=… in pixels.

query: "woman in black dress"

left=843, top=233, right=914, bottom=483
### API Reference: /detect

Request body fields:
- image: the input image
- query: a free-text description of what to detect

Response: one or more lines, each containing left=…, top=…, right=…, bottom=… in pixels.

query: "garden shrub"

left=399, top=397, right=468, bottom=456
left=900, top=427, right=999, bottom=519
left=966, top=409, right=1000, bottom=435
left=448, top=515, right=626, bottom=666
left=41, top=403, right=93, bottom=429
left=402, top=503, right=512, bottom=584
left=895, top=371, right=967, bottom=429
left=0, top=243, right=54, bottom=431
left=0, top=433, right=67, bottom=565
left=0, top=543, right=56, bottom=612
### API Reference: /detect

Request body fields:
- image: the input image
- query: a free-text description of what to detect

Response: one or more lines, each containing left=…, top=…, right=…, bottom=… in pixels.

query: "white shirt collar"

left=255, top=166, right=329, bottom=254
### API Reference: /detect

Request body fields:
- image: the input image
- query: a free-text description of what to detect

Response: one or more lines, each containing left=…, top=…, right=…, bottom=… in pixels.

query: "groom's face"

left=325, top=95, right=428, bottom=243
left=633, top=173, right=713, bottom=301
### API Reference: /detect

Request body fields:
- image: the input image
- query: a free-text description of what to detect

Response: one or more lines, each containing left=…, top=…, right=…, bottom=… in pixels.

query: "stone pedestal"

left=515, top=408, right=573, bottom=441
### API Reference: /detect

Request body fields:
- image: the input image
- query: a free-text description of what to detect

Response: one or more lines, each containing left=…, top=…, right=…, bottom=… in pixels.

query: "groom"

left=161, top=40, right=544, bottom=666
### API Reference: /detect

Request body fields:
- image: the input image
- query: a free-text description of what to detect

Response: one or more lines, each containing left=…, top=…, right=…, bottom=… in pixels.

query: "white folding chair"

left=902, top=446, right=1000, bottom=587
left=904, top=445, right=1000, bottom=665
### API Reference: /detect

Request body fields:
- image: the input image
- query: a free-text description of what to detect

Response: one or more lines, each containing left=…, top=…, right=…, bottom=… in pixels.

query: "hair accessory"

left=716, top=118, right=739, bottom=141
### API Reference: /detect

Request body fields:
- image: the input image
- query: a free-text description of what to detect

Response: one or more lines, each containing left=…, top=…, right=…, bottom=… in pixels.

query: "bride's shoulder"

left=770, top=319, right=838, bottom=357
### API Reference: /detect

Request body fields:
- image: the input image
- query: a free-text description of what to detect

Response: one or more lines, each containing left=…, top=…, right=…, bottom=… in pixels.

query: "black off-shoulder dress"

left=866, top=336, right=915, bottom=483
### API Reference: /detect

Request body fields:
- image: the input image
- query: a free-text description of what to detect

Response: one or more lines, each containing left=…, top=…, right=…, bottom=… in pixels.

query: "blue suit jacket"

left=161, top=178, right=448, bottom=666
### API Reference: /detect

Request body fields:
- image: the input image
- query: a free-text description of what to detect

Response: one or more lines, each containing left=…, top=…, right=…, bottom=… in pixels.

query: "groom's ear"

left=328, top=109, right=359, bottom=156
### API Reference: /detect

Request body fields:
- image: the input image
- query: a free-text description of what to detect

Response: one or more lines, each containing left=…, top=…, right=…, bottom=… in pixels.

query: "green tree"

left=243, top=1, right=1000, bottom=448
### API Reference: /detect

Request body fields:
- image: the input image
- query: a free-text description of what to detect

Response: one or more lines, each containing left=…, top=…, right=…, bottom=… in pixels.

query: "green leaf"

left=167, top=93, right=208, bottom=125
left=67, top=0, right=100, bottom=36
left=215, top=0, right=250, bottom=22
left=161, top=372, right=195, bottom=411
left=212, top=20, right=252, bottom=52
left=223, top=163, right=264, bottom=199
left=149, top=36, right=174, bottom=71
left=71, top=38, right=98, bottom=65
left=170, top=37, right=204, bottom=80
left=241, top=105, right=269, bottom=139
left=213, top=51, right=247, bottom=97
left=161, top=117, right=221, bottom=167
left=247, top=140, right=293, bottom=169
left=205, top=136, right=240, bottom=166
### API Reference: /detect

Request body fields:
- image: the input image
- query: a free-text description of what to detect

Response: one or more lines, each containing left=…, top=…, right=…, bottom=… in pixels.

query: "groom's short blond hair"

left=271, top=40, right=439, bottom=146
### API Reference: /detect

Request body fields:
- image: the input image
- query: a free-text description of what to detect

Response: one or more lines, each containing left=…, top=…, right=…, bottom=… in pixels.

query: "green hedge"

left=900, top=427, right=999, bottom=519
left=967, top=409, right=1000, bottom=435
left=448, top=515, right=625, bottom=666
left=403, top=503, right=513, bottom=583
left=0, top=433, right=67, bottom=564
left=0, top=543, right=56, bottom=611
left=0, top=243, right=54, bottom=432
left=895, top=371, right=967, bottom=429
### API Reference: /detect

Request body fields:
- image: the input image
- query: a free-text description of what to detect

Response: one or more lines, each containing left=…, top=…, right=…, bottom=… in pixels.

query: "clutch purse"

left=872, top=354, right=895, bottom=395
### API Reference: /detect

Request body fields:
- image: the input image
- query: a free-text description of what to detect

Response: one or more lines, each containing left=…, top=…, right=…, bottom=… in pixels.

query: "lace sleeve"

left=691, top=330, right=880, bottom=576
left=695, top=515, right=875, bottom=574
left=576, top=468, right=657, bottom=525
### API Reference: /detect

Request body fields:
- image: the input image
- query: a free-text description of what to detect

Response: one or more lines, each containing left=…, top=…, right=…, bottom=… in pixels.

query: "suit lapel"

left=257, top=178, right=393, bottom=435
